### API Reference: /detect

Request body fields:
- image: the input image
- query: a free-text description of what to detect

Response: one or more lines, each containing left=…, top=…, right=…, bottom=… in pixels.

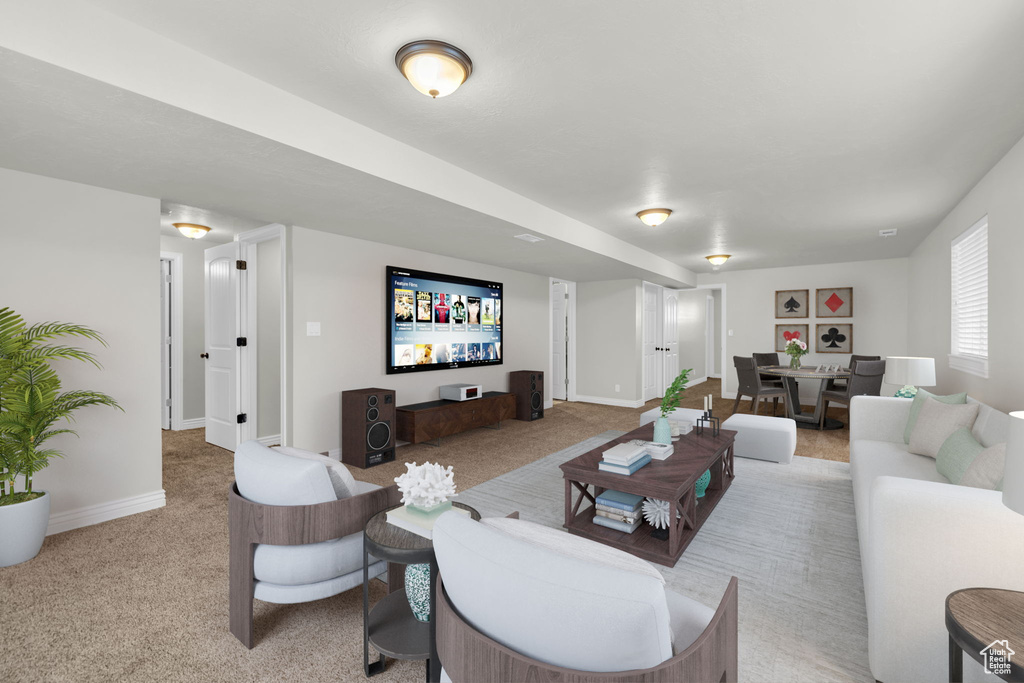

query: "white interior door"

left=551, top=282, right=568, bottom=400
left=642, top=282, right=662, bottom=401
left=205, top=242, right=241, bottom=450
left=160, top=259, right=171, bottom=429
left=662, top=290, right=679, bottom=391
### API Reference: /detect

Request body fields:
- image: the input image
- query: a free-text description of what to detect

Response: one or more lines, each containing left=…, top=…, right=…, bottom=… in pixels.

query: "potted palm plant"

left=653, top=368, right=692, bottom=444
left=0, top=307, right=121, bottom=567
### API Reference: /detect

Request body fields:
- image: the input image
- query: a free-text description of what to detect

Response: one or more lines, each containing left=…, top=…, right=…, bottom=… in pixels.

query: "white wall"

left=908, top=133, right=1024, bottom=412
left=699, top=258, right=909, bottom=402
left=576, top=280, right=642, bottom=405
left=158, top=234, right=207, bottom=423
left=676, top=289, right=708, bottom=380
left=289, top=227, right=549, bottom=454
left=256, top=238, right=281, bottom=439
left=1, top=167, right=163, bottom=527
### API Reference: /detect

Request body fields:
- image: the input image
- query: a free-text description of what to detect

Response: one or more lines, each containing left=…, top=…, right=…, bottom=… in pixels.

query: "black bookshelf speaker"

left=341, top=388, right=396, bottom=468
left=510, top=371, right=544, bottom=421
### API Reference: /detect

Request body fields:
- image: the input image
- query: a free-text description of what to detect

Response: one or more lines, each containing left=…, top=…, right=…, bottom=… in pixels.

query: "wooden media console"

left=396, top=391, right=516, bottom=446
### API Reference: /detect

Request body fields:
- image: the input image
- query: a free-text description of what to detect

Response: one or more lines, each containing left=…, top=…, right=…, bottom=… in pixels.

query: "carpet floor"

left=0, top=382, right=857, bottom=682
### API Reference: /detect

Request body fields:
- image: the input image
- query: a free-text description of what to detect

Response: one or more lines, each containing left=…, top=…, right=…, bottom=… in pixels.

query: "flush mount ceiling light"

left=173, top=223, right=211, bottom=239
left=636, top=209, right=672, bottom=228
left=705, top=254, right=731, bottom=267
left=395, top=40, right=473, bottom=98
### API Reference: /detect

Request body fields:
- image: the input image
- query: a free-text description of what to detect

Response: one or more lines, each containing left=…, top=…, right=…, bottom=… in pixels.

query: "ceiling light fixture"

left=636, top=209, right=672, bottom=228
left=395, top=40, right=473, bottom=98
left=174, top=223, right=211, bottom=240
left=705, top=254, right=731, bottom=267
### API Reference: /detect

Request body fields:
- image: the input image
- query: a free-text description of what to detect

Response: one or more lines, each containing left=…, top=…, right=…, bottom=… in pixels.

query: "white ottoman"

left=721, top=413, right=796, bottom=464
left=639, top=407, right=707, bottom=428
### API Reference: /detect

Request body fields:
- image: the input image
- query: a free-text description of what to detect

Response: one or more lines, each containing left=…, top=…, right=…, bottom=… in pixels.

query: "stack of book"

left=598, top=442, right=651, bottom=475
left=386, top=503, right=471, bottom=539
left=593, top=490, right=644, bottom=533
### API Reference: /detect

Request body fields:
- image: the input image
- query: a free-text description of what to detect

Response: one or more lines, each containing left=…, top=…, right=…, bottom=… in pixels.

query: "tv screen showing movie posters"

left=386, top=266, right=503, bottom=374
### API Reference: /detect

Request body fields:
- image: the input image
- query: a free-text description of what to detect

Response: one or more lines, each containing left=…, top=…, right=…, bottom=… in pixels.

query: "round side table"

left=363, top=502, right=480, bottom=682
left=946, top=588, right=1024, bottom=682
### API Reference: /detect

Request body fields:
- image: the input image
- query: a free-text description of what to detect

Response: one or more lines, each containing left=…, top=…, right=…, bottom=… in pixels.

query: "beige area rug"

left=0, top=383, right=851, bottom=682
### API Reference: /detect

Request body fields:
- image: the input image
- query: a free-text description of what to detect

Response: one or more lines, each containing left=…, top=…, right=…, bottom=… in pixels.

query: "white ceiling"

left=8, top=0, right=1024, bottom=275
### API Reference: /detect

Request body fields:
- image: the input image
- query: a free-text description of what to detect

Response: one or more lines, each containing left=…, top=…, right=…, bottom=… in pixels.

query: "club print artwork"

left=816, top=323, right=853, bottom=353
left=775, top=289, right=809, bottom=318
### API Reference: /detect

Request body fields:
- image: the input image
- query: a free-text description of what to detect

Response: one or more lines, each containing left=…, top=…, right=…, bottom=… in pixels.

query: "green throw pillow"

left=904, top=389, right=968, bottom=444
left=935, top=427, right=984, bottom=484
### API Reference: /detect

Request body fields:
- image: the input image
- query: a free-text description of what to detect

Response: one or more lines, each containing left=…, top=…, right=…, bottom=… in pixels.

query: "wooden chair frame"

left=436, top=574, right=739, bottom=683
left=228, top=481, right=401, bottom=648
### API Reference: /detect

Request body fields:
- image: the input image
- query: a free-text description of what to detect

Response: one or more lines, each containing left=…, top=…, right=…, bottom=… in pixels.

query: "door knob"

left=200, top=353, right=209, bottom=359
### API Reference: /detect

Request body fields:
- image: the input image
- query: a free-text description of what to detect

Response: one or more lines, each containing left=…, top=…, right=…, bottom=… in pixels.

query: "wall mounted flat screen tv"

left=386, top=265, right=503, bottom=374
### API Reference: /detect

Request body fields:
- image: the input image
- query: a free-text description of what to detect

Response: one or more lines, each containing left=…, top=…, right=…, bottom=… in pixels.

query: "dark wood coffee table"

left=559, top=422, right=736, bottom=567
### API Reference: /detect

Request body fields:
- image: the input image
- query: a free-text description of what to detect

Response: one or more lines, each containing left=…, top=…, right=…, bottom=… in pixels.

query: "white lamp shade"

left=1002, top=411, right=1024, bottom=516
left=883, top=356, right=936, bottom=387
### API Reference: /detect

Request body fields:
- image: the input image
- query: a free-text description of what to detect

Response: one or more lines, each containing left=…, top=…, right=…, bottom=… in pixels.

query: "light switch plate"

left=306, top=322, right=321, bottom=337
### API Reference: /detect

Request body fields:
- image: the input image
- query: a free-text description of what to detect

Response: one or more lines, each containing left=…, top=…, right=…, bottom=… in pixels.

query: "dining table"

left=758, top=365, right=851, bottom=430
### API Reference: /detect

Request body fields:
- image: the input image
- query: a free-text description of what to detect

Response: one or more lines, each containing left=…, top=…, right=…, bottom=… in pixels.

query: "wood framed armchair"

left=432, top=512, right=738, bottom=683
left=229, top=441, right=401, bottom=649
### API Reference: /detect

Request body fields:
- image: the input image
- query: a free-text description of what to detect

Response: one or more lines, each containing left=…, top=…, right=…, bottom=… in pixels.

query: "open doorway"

left=697, top=284, right=726, bottom=393
left=159, top=252, right=183, bottom=430
left=549, top=278, right=576, bottom=405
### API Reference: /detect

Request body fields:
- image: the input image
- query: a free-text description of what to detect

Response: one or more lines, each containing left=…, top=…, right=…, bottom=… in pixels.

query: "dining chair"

left=819, top=359, right=886, bottom=429
left=732, top=356, right=787, bottom=416
left=752, top=352, right=784, bottom=388
left=827, top=354, right=881, bottom=390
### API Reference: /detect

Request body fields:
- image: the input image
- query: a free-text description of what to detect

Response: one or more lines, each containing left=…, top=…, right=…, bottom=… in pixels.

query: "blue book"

left=598, top=454, right=651, bottom=475
left=595, top=489, right=646, bottom=511
left=592, top=514, right=642, bottom=534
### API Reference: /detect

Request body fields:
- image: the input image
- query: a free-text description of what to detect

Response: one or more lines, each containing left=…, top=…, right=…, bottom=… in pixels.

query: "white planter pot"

left=0, top=491, right=50, bottom=567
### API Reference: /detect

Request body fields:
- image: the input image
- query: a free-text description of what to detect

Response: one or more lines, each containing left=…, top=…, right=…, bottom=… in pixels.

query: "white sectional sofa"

left=849, top=395, right=1024, bottom=683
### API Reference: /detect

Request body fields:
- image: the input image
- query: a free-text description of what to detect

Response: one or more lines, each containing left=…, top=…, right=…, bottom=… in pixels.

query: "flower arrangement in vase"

left=784, top=336, right=809, bottom=369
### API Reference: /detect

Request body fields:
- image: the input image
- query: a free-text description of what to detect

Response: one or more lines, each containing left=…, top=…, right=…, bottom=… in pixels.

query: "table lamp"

left=884, top=356, right=936, bottom=398
left=1002, top=412, right=1024, bottom=516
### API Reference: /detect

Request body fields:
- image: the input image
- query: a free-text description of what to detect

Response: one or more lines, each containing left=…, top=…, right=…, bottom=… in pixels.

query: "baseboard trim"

left=687, top=376, right=709, bottom=388
left=46, top=489, right=166, bottom=536
left=709, top=373, right=722, bottom=379
left=327, top=448, right=342, bottom=461
left=575, top=395, right=645, bottom=409
left=179, top=418, right=205, bottom=430
left=256, top=434, right=281, bottom=447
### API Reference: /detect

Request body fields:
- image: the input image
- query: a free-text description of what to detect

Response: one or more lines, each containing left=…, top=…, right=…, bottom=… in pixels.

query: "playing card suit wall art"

left=816, top=323, right=853, bottom=353
left=775, top=324, right=809, bottom=353
left=816, top=287, right=853, bottom=317
left=775, top=289, right=809, bottom=318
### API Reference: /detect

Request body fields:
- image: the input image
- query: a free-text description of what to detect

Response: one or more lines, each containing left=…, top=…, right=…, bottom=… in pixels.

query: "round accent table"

left=946, top=588, right=1024, bottom=682
left=758, top=366, right=851, bottom=430
left=363, top=502, right=480, bottom=682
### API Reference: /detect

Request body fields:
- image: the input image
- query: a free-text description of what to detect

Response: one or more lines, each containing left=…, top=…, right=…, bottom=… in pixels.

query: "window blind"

left=950, top=217, right=988, bottom=360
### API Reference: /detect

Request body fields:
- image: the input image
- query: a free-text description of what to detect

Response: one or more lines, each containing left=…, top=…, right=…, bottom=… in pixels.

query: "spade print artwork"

left=816, top=287, right=853, bottom=317
left=775, top=290, right=809, bottom=319
left=816, top=323, right=853, bottom=353
left=776, top=325, right=809, bottom=352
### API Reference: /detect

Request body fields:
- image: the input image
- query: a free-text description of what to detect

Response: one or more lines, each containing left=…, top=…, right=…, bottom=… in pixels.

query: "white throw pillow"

left=481, top=517, right=665, bottom=584
left=960, top=443, right=1006, bottom=490
left=273, top=446, right=356, bottom=499
left=908, top=398, right=980, bottom=459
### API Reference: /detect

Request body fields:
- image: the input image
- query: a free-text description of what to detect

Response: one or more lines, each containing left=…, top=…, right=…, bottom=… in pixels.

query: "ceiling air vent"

left=514, top=234, right=544, bottom=243
left=879, top=228, right=898, bottom=238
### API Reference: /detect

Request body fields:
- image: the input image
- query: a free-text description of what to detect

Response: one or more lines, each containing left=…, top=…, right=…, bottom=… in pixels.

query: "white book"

left=644, top=442, right=674, bottom=460
left=386, top=505, right=470, bottom=539
left=602, top=442, right=647, bottom=464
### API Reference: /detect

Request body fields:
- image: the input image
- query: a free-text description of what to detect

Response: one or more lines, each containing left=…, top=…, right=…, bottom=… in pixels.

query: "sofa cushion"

left=273, top=446, right=356, bottom=499
left=664, top=588, right=715, bottom=654
left=903, top=389, right=967, bottom=444
left=935, top=428, right=985, bottom=484
left=234, top=440, right=336, bottom=506
left=961, top=443, right=1006, bottom=490
left=254, top=531, right=374, bottom=585
left=481, top=516, right=664, bottom=583
left=970, top=401, right=1011, bottom=448
left=433, top=511, right=674, bottom=672
left=908, top=399, right=980, bottom=459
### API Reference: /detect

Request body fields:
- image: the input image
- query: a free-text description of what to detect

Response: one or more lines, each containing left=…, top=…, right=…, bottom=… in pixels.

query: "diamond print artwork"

left=816, top=287, right=853, bottom=317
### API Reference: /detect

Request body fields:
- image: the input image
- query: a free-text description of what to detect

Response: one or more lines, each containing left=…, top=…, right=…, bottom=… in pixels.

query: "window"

left=949, top=216, right=989, bottom=378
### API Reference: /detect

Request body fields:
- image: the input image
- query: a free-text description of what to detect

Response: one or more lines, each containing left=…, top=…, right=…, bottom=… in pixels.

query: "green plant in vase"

left=0, top=307, right=122, bottom=567
left=653, top=368, right=691, bottom=444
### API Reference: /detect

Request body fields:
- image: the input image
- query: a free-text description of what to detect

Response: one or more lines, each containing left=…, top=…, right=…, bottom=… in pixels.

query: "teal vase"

left=695, top=469, right=711, bottom=498
left=653, top=417, right=672, bottom=445
left=404, top=563, right=431, bottom=622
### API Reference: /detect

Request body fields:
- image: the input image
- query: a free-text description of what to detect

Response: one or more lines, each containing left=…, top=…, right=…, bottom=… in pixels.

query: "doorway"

left=696, top=284, right=727, bottom=395
left=549, top=278, right=576, bottom=405
left=159, top=252, right=183, bottom=431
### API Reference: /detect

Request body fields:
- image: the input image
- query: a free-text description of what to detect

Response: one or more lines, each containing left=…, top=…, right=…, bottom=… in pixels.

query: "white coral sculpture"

left=642, top=498, right=671, bottom=529
left=394, top=461, right=457, bottom=508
